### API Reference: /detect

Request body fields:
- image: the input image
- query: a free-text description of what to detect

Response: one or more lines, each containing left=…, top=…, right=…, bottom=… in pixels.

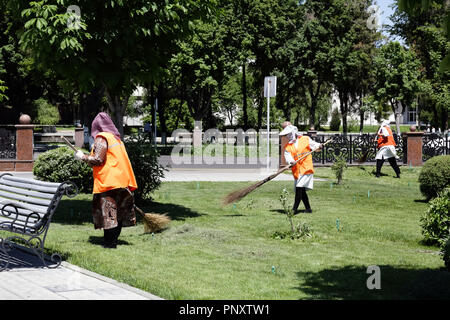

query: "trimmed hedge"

left=33, top=146, right=93, bottom=193
left=418, top=155, right=450, bottom=200
left=419, top=189, right=450, bottom=246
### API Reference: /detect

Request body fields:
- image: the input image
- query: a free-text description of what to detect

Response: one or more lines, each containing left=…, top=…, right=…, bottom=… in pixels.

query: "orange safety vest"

left=377, top=126, right=396, bottom=149
left=92, top=132, right=138, bottom=194
left=285, top=136, right=314, bottom=179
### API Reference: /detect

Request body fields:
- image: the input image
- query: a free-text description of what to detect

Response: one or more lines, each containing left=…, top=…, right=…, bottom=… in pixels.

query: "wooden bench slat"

left=0, top=202, right=44, bottom=220
left=0, top=179, right=59, bottom=194
left=0, top=212, right=40, bottom=225
left=0, top=190, right=52, bottom=207
left=1, top=175, right=62, bottom=188
left=0, top=185, right=55, bottom=200
left=0, top=217, right=37, bottom=233
left=0, top=197, right=48, bottom=215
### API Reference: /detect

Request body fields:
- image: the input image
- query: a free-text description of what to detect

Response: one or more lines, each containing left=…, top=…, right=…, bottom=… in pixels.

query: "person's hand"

left=74, top=150, right=84, bottom=161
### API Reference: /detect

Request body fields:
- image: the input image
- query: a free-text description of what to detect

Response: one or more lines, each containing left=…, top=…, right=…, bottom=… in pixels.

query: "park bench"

left=0, top=173, right=77, bottom=271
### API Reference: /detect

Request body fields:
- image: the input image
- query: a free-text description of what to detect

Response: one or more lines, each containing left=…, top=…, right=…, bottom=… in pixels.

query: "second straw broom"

left=222, top=138, right=334, bottom=206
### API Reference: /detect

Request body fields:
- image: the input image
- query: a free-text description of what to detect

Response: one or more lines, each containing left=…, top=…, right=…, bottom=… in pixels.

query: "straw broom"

left=356, top=125, right=382, bottom=164
left=222, top=138, right=334, bottom=206
left=61, top=136, right=171, bottom=233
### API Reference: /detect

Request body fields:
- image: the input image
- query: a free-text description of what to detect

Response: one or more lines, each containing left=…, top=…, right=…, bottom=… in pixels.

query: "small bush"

left=331, top=155, right=348, bottom=184
left=33, top=98, right=60, bottom=125
left=419, top=189, right=450, bottom=246
left=33, top=146, right=93, bottom=193
left=442, top=238, right=450, bottom=271
left=418, top=155, right=450, bottom=200
left=124, top=133, right=167, bottom=204
left=329, top=108, right=341, bottom=131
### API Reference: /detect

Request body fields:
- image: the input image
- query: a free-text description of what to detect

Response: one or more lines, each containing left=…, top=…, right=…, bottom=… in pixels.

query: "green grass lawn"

left=35, top=166, right=450, bottom=300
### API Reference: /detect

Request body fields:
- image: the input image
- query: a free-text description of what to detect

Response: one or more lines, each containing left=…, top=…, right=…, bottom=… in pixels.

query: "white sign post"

left=264, top=76, right=277, bottom=171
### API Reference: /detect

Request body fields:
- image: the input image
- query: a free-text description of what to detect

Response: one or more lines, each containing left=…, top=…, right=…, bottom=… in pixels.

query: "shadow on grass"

left=53, top=197, right=204, bottom=225
left=88, top=236, right=131, bottom=247
left=295, top=265, right=450, bottom=300
left=138, top=201, right=203, bottom=221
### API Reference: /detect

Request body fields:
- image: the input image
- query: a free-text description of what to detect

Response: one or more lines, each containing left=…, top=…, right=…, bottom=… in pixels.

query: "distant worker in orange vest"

left=280, top=125, right=322, bottom=214
left=74, top=112, right=138, bottom=248
left=375, top=120, right=401, bottom=178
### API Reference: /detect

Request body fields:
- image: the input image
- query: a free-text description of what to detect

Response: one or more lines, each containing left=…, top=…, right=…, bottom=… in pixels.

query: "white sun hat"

left=279, top=124, right=298, bottom=136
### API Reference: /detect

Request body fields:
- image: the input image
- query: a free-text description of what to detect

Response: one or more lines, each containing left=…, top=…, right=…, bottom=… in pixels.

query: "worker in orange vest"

left=375, top=120, right=401, bottom=178
left=280, top=125, right=322, bottom=214
left=75, top=112, right=138, bottom=248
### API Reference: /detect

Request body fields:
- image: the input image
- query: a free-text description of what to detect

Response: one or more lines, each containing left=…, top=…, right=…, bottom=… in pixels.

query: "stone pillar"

left=15, top=123, right=34, bottom=171
left=74, top=126, right=84, bottom=148
left=193, top=121, right=202, bottom=165
left=193, top=121, right=202, bottom=148
left=405, top=125, right=423, bottom=166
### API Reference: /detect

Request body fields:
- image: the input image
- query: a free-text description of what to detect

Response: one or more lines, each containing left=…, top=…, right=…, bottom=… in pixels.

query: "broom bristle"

left=142, top=213, right=171, bottom=233
left=222, top=180, right=268, bottom=206
left=357, top=150, right=369, bottom=164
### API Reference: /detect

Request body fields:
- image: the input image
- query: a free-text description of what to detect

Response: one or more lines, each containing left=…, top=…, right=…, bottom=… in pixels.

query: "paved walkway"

left=162, top=167, right=294, bottom=181
left=0, top=245, right=162, bottom=300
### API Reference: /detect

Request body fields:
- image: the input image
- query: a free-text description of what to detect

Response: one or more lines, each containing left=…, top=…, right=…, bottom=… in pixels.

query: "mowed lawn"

left=39, top=166, right=450, bottom=299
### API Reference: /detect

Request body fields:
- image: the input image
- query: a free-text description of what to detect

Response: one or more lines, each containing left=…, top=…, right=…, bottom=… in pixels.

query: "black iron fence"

left=309, top=133, right=405, bottom=164
left=0, top=127, right=16, bottom=159
left=422, top=132, right=450, bottom=161
left=308, top=132, right=449, bottom=164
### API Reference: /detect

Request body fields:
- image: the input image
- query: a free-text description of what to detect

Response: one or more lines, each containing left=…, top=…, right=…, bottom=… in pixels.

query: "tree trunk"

left=339, top=91, right=348, bottom=134
left=392, top=100, right=401, bottom=136
left=81, top=86, right=104, bottom=130
left=104, top=88, right=128, bottom=139
left=359, top=93, right=364, bottom=132
left=257, top=88, right=263, bottom=129
left=157, top=83, right=167, bottom=134
left=242, top=62, right=248, bottom=130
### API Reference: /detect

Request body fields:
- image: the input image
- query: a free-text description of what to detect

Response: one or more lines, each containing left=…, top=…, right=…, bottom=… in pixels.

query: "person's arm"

left=80, top=136, right=108, bottom=167
left=308, top=137, right=322, bottom=151
left=284, top=149, right=295, bottom=166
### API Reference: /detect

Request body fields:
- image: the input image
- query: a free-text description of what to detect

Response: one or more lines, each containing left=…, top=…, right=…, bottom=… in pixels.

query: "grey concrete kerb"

left=60, top=261, right=163, bottom=300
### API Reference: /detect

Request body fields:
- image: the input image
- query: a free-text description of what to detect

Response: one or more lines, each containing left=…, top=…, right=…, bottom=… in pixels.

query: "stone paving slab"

left=0, top=247, right=162, bottom=300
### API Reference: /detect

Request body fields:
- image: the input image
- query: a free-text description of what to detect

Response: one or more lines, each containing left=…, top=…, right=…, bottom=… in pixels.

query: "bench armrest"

left=0, top=202, right=45, bottom=231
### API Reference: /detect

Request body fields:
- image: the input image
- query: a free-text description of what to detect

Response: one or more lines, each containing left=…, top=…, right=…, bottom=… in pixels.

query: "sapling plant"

left=274, top=188, right=312, bottom=239
left=331, top=154, right=348, bottom=185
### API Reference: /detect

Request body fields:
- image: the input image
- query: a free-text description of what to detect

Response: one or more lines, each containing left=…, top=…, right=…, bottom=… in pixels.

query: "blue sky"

left=376, top=0, right=396, bottom=28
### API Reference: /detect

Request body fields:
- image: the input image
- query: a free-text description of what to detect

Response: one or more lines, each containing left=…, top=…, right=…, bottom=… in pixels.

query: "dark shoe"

left=102, top=242, right=117, bottom=249
left=304, top=209, right=313, bottom=214
left=394, top=175, right=400, bottom=179
left=375, top=173, right=380, bottom=178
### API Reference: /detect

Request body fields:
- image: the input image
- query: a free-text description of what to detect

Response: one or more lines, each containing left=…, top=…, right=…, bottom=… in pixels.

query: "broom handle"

left=275, top=138, right=333, bottom=177
left=61, top=136, right=79, bottom=152
left=287, top=138, right=332, bottom=169
left=122, top=187, right=146, bottom=218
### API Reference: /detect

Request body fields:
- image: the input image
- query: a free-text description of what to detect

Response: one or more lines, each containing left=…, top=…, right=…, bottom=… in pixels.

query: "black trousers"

left=376, top=157, right=401, bottom=177
left=103, top=221, right=122, bottom=247
left=293, top=187, right=311, bottom=211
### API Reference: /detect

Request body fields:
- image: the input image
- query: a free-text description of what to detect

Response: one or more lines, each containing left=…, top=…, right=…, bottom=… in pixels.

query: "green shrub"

left=33, top=146, right=93, bottom=193
left=124, top=133, right=167, bottom=204
left=329, top=108, right=341, bottom=131
left=419, top=189, right=450, bottom=246
left=331, top=155, right=348, bottom=184
left=418, top=155, right=450, bottom=200
left=442, top=238, right=450, bottom=271
left=33, top=98, right=60, bottom=125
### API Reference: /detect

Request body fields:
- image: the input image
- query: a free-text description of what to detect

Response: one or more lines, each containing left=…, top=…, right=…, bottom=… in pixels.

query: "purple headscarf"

left=91, top=112, right=121, bottom=141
